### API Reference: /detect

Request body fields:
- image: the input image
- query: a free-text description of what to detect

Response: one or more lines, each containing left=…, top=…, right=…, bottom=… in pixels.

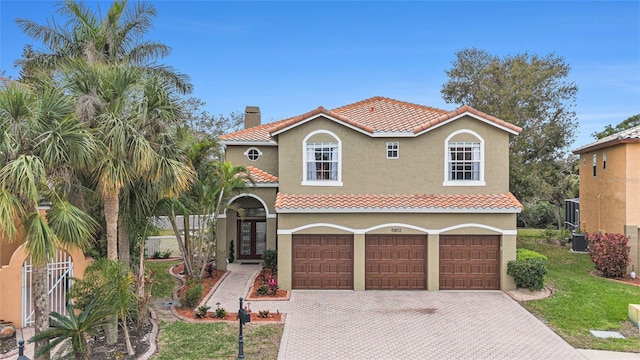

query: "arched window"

left=302, top=130, right=343, bottom=186
left=443, top=129, right=485, bottom=186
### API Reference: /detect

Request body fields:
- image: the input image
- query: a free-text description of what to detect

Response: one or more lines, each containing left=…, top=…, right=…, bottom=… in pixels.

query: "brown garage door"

left=439, top=235, right=500, bottom=290
left=366, top=235, right=426, bottom=289
left=292, top=235, right=353, bottom=289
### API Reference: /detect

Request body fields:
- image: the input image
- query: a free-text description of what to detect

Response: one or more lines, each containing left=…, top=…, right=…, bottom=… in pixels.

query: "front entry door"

left=238, top=220, right=266, bottom=260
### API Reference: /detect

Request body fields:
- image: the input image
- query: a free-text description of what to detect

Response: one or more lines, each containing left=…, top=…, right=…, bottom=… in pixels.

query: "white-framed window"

left=592, top=153, right=597, bottom=177
left=244, top=147, right=262, bottom=161
left=387, top=142, right=399, bottom=159
left=448, top=142, right=481, bottom=180
left=582, top=156, right=586, bottom=166
left=302, top=130, right=342, bottom=186
left=603, top=151, right=607, bottom=169
left=443, top=129, right=485, bottom=186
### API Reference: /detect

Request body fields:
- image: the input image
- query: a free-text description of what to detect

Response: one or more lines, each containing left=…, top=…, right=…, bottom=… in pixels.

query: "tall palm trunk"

left=33, top=264, right=50, bottom=360
left=118, top=217, right=130, bottom=267
left=104, top=192, right=119, bottom=260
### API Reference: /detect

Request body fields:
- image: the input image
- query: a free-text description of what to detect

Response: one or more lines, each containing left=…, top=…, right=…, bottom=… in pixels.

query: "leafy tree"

left=591, top=114, right=640, bottom=139
left=0, top=81, right=98, bottom=360
left=441, top=48, right=579, bottom=204
left=181, top=97, right=244, bottom=140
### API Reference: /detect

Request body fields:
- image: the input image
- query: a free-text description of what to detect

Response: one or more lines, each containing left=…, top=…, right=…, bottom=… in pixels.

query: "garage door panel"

left=439, top=235, right=500, bottom=290
left=292, top=235, right=353, bottom=290
left=365, top=235, right=426, bottom=290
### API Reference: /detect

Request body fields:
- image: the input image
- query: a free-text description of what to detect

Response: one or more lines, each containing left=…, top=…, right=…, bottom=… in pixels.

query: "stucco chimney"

left=244, top=106, right=261, bottom=129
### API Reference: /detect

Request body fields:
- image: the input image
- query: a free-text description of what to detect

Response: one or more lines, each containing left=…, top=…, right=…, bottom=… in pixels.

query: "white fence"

left=22, top=250, right=73, bottom=327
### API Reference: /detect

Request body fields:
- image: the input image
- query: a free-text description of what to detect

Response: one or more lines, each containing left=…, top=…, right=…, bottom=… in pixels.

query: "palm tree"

left=16, top=0, right=194, bottom=265
left=0, top=81, right=98, bottom=360
left=62, top=61, right=193, bottom=263
left=165, top=132, right=254, bottom=280
left=29, top=300, right=112, bottom=360
left=16, top=0, right=192, bottom=93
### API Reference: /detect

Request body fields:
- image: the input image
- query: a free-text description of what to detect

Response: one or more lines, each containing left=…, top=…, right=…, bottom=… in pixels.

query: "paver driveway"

left=277, top=290, right=585, bottom=360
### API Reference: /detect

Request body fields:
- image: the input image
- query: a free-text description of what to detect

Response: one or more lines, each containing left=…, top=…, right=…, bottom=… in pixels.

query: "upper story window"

left=387, top=142, right=399, bottom=159
left=603, top=151, right=607, bottom=169
left=302, top=130, right=342, bottom=186
left=244, top=147, right=262, bottom=161
left=443, top=130, right=485, bottom=186
left=592, top=153, right=597, bottom=177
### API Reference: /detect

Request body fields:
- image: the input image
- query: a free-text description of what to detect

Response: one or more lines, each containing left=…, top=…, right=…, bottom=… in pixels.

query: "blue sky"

left=1, top=1, right=639, bottom=148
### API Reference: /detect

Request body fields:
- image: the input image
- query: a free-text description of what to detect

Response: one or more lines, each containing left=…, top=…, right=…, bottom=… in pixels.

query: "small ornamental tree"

left=586, top=232, right=630, bottom=278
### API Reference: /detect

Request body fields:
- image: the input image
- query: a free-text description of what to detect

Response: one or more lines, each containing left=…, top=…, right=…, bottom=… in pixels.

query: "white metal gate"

left=22, top=250, right=74, bottom=327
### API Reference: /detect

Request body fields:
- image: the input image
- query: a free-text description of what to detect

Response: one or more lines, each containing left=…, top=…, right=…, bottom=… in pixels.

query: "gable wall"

left=276, top=115, right=511, bottom=195
left=225, top=145, right=279, bottom=177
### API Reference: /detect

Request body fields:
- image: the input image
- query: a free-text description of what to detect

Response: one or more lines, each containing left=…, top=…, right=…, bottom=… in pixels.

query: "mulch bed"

left=174, top=307, right=283, bottom=322
left=245, top=269, right=289, bottom=300
left=590, top=270, right=640, bottom=287
left=171, top=263, right=226, bottom=298
left=0, top=334, right=16, bottom=357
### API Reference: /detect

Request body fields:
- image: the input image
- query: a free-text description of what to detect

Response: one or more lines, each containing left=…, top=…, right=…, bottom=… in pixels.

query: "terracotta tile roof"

left=275, top=192, right=523, bottom=213
left=573, top=125, right=640, bottom=154
left=244, top=166, right=278, bottom=183
left=219, top=96, right=521, bottom=143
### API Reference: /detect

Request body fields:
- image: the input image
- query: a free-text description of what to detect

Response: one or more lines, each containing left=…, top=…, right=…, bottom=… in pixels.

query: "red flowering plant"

left=586, top=232, right=631, bottom=278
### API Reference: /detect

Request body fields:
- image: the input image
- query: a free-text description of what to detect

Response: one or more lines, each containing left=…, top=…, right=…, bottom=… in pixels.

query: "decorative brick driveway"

left=277, top=290, right=585, bottom=360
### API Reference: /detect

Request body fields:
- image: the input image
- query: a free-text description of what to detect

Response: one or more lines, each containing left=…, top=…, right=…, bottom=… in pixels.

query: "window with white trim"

left=244, top=147, right=262, bottom=161
left=603, top=151, right=607, bottom=169
left=448, top=142, right=481, bottom=181
left=306, top=142, right=339, bottom=181
left=387, top=142, right=399, bottom=159
left=592, top=153, right=597, bottom=177
left=443, top=129, right=485, bottom=186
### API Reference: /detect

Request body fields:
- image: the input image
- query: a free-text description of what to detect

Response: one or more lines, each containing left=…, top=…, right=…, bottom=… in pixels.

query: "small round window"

left=245, top=147, right=262, bottom=161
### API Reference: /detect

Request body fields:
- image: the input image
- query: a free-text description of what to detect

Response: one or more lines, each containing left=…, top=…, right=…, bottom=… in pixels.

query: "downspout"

left=597, top=193, right=601, bottom=232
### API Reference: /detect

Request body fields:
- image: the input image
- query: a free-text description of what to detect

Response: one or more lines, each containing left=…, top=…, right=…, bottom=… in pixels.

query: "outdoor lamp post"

left=238, top=297, right=251, bottom=359
left=17, top=340, right=29, bottom=360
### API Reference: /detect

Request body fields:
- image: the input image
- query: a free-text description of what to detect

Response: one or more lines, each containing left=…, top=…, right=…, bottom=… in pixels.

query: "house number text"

left=391, top=227, right=402, bottom=232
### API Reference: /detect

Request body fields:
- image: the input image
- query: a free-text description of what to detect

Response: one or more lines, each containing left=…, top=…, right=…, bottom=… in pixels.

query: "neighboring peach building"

left=573, top=125, right=640, bottom=273
left=218, top=97, right=523, bottom=291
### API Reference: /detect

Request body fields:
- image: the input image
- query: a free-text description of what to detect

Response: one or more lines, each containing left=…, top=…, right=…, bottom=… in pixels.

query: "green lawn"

left=146, top=259, right=181, bottom=299
left=517, top=230, right=640, bottom=352
left=153, top=321, right=283, bottom=360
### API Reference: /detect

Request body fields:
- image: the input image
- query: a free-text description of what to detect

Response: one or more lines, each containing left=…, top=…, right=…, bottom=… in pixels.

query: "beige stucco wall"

left=625, top=143, right=640, bottom=227
left=225, top=145, right=279, bottom=177
left=0, top=243, right=91, bottom=328
left=276, top=115, right=511, bottom=195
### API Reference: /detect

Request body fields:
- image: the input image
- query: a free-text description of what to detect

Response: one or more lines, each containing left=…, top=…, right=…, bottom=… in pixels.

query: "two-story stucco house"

left=573, top=125, right=640, bottom=274
left=217, top=97, right=523, bottom=291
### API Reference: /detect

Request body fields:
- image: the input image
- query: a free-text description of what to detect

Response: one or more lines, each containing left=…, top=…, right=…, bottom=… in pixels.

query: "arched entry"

left=231, top=196, right=267, bottom=260
left=22, top=250, right=73, bottom=327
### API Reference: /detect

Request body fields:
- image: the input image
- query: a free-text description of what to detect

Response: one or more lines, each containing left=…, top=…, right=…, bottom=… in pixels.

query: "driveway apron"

left=277, top=290, right=585, bottom=360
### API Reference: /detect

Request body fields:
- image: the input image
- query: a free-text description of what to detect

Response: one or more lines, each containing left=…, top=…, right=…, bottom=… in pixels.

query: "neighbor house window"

left=387, top=142, right=399, bottom=159
left=448, top=142, right=481, bottom=181
left=603, top=151, right=607, bottom=169
left=244, top=147, right=262, bottom=161
left=582, top=156, right=586, bottom=166
left=592, top=154, right=597, bottom=177
left=443, top=129, right=485, bottom=186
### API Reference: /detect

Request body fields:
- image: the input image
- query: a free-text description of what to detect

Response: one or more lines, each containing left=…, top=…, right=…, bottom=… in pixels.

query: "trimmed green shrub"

left=508, top=249, right=548, bottom=290
left=586, top=232, right=630, bottom=278
left=180, top=283, right=203, bottom=308
left=261, top=249, right=277, bottom=274
left=516, top=248, right=548, bottom=262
